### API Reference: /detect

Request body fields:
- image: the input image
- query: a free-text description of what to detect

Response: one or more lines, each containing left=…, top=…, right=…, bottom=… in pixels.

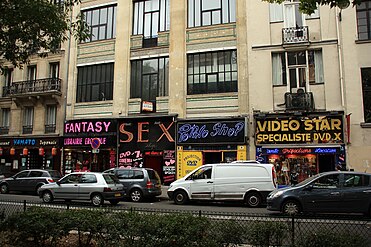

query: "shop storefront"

left=63, top=119, right=117, bottom=174
left=118, top=116, right=176, bottom=185
left=254, top=112, right=346, bottom=186
left=176, top=117, right=248, bottom=179
left=0, top=137, right=61, bottom=176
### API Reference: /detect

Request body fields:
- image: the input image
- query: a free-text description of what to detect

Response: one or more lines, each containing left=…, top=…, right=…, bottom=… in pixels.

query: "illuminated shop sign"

left=13, top=139, right=37, bottom=145
left=255, top=115, right=344, bottom=145
left=262, top=147, right=339, bottom=155
left=177, top=120, right=245, bottom=144
left=64, top=119, right=116, bottom=135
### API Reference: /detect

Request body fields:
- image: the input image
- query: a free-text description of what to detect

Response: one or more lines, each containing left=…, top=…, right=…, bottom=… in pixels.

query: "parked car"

left=103, top=167, right=162, bottom=202
left=38, top=172, right=124, bottom=206
left=0, top=169, right=61, bottom=195
left=167, top=161, right=277, bottom=207
left=267, top=171, right=371, bottom=215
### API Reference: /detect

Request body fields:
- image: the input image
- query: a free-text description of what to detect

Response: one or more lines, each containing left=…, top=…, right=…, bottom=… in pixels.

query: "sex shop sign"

left=255, top=114, right=345, bottom=145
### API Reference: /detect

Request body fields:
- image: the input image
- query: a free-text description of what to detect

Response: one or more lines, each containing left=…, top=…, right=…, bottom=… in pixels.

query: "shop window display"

left=269, top=154, right=318, bottom=186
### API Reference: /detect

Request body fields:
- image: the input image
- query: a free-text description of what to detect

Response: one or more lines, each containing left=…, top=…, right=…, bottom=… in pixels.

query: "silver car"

left=39, top=172, right=124, bottom=206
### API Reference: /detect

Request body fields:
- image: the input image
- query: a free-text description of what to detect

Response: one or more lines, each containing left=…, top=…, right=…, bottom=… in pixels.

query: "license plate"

left=114, top=193, right=121, bottom=197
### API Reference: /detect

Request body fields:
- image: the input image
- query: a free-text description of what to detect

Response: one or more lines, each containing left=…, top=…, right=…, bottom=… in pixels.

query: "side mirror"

left=56, top=181, right=61, bottom=185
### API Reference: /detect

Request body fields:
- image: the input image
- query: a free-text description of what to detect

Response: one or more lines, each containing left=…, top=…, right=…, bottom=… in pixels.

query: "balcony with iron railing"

left=22, top=125, right=33, bottom=134
left=2, top=78, right=62, bottom=97
left=282, top=26, right=309, bottom=45
left=0, top=127, right=9, bottom=135
left=45, top=124, right=56, bottom=134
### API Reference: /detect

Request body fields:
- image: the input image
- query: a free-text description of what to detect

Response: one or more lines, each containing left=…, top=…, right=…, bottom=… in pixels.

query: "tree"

left=0, top=0, right=89, bottom=72
left=263, top=0, right=361, bottom=15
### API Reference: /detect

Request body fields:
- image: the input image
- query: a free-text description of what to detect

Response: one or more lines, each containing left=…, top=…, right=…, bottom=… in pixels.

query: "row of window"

left=0, top=106, right=57, bottom=134
left=80, top=0, right=371, bottom=43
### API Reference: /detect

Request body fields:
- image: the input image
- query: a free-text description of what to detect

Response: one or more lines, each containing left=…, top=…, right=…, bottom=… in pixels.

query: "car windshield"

left=293, top=173, right=322, bottom=187
left=103, top=174, right=120, bottom=184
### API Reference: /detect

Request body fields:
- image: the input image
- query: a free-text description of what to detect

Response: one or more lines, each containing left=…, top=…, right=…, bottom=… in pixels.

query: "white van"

left=167, top=161, right=277, bottom=207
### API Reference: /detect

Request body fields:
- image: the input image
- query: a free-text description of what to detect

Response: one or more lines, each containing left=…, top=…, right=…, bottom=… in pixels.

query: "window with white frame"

left=45, top=105, right=57, bottom=133
left=272, top=50, right=324, bottom=90
left=27, top=65, right=37, bottom=81
left=82, top=4, right=117, bottom=42
left=4, top=68, right=13, bottom=87
left=133, top=0, right=170, bottom=37
left=49, top=62, right=60, bottom=78
left=188, top=0, right=236, bottom=28
left=269, top=1, right=319, bottom=23
left=23, top=107, right=34, bottom=134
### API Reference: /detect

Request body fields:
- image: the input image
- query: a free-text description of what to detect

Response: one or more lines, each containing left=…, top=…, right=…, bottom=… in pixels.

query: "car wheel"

left=91, top=194, right=104, bottom=206
left=245, top=192, right=262, bottom=207
left=109, top=199, right=120, bottom=205
left=282, top=200, right=301, bottom=215
left=174, top=190, right=188, bottom=205
left=0, top=184, right=9, bottom=194
left=130, top=189, right=143, bottom=202
left=42, top=191, right=54, bottom=203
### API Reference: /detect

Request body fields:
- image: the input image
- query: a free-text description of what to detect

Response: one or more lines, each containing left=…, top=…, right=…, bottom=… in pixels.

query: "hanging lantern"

left=10, top=147, right=15, bottom=155
left=0, top=147, right=3, bottom=156
left=39, top=147, right=44, bottom=156
left=23, top=147, right=28, bottom=156
left=52, top=147, right=57, bottom=156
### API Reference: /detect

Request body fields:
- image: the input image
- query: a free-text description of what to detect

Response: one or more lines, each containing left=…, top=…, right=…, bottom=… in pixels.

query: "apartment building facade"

left=1, top=0, right=370, bottom=186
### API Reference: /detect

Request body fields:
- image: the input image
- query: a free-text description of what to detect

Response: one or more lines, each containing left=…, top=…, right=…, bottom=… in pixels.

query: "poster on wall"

left=163, top=150, right=176, bottom=184
left=178, top=151, right=203, bottom=179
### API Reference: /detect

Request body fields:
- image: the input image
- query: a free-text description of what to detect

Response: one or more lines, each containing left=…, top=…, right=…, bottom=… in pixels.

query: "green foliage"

left=262, top=0, right=362, bottom=15
left=0, top=0, right=89, bottom=72
left=2, top=207, right=68, bottom=247
left=246, top=220, right=289, bottom=247
left=298, top=228, right=368, bottom=247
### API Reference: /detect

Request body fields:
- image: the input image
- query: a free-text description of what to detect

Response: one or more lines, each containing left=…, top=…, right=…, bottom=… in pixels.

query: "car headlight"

left=269, top=191, right=283, bottom=199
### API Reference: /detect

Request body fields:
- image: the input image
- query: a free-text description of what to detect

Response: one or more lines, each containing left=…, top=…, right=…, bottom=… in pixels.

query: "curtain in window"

left=272, top=53, right=283, bottom=85
left=270, top=3, right=283, bottom=22
left=314, top=51, right=324, bottom=83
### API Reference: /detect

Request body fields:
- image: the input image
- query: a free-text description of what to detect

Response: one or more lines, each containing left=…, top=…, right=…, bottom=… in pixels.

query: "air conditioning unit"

left=291, top=87, right=306, bottom=93
left=285, top=92, right=314, bottom=110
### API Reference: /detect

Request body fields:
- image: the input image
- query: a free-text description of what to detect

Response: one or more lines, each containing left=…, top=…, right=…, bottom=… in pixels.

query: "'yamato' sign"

left=255, top=115, right=344, bottom=145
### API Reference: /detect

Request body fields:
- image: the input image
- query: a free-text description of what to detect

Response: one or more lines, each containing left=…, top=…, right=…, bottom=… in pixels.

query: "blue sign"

left=13, top=139, right=37, bottom=146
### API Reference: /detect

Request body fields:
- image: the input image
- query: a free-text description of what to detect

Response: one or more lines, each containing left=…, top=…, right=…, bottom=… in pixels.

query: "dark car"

left=103, top=167, right=162, bottom=202
left=267, top=171, right=371, bottom=215
left=0, top=169, right=62, bottom=195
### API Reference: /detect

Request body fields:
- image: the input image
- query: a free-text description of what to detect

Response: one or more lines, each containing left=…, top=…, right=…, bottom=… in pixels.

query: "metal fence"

left=1, top=199, right=371, bottom=247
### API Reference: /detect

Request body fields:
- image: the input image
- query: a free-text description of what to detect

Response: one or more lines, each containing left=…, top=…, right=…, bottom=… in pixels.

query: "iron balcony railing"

left=285, top=92, right=315, bottom=111
left=2, top=78, right=61, bottom=97
left=22, top=125, right=33, bottom=134
left=282, top=26, right=309, bottom=44
left=0, top=126, right=9, bottom=135
left=45, top=124, right=56, bottom=134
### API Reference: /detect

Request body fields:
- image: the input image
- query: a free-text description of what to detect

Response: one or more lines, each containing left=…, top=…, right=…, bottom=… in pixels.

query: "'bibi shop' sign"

left=177, top=119, right=246, bottom=144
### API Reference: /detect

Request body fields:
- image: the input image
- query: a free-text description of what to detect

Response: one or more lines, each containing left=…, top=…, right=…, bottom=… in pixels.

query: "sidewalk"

left=160, top=185, right=169, bottom=200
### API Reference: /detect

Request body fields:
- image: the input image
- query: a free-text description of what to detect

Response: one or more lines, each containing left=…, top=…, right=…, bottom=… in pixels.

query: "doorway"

left=144, top=155, right=163, bottom=180
left=318, top=154, right=335, bottom=173
left=204, top=151, right=222, bottom=164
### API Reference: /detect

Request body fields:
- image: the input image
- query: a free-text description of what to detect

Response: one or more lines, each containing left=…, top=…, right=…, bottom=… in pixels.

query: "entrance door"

left=318, top=154, right=335, bottom=173
left=144, top=155, right=163, bottom=180
left=204, top=152, right=222, bottom=164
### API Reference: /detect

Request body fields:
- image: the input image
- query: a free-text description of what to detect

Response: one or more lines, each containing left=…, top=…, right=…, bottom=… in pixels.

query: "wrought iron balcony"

left=45, top=124, right=56, bottom=133
left=285, top=92, right=315, bottom=111
left=22, top=125, right=33, bottom=134
left=282, top=26, right=309, bottom=45
left=2, top=78, right=61, bottom=97
left=0, top=127, right=9, bottom=135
